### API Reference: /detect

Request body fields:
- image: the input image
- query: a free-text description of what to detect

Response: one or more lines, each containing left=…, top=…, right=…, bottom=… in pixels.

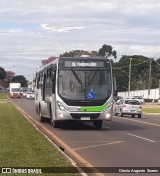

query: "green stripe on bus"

left=80, top=102, right=108, bottom=112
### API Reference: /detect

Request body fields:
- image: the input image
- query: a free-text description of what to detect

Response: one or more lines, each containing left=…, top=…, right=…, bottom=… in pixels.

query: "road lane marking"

left=127, top=133, right=156, bottom=143
left=73, top=141, right=125, bottom=151
left=65, top=141, right=118, bottom=143
left=116, top=116, right=160, bottom=127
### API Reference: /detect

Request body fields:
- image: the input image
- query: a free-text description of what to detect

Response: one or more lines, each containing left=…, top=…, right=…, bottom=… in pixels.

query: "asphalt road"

left=11, top=98, right=160, bottom=176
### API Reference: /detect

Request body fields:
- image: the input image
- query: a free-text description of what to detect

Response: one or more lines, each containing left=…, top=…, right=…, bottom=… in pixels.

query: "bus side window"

left=51, top=70, right=56, bottom=94
left=45, top=69, right=52, bottom=97
left=42, top=73, right=46, bottom=101
left=37, top=76, right=40, bottom=89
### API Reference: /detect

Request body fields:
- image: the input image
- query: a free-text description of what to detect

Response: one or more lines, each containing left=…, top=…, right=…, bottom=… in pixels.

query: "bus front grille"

left=70, top=113, right=100, bottom=120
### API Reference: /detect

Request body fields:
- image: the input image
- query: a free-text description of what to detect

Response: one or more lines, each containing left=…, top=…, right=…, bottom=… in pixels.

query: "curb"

left=16, top=106, right=106, bottom=176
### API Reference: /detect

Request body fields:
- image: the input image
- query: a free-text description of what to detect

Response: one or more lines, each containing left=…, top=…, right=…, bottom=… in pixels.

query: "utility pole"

left=159, top=79, right=160, bottom=98
left=128, top=58, right=132, bottom=97
left=148, top=60, right=152, bottom=98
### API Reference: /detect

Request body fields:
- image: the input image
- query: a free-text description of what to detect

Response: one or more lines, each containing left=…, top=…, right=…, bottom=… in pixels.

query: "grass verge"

left=0, top=103, right=79, bottom=176
left=143, top=108, right=160, bottom=113
left=0, top=92, right=7, bottom=99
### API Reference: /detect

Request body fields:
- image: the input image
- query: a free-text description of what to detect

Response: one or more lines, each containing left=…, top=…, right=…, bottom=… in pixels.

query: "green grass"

left=0, top=103, right=79, bottom=176
left=0, top=92, right=7, bottom=99
left=143, top=108, right=160, bottom=113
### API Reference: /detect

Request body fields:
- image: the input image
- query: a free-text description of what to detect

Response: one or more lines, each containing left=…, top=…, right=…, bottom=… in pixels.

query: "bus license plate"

left=81, top=117, right=90, bottom=120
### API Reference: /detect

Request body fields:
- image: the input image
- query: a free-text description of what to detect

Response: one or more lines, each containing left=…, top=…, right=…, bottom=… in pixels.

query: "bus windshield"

left=58, top=69, right=111, bottom=101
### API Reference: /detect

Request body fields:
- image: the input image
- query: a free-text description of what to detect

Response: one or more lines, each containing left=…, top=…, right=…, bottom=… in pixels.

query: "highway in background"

left=11, top=98, right=160, bottom=176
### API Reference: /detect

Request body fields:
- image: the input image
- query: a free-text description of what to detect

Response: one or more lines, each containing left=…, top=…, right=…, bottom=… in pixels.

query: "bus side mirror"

left=113, top=76, right=117, bottom=96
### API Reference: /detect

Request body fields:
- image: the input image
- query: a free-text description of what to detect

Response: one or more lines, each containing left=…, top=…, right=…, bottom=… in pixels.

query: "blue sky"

left=1, top=0, right=160, bottom=80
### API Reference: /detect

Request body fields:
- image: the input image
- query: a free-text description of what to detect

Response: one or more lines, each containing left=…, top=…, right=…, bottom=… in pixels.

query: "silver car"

left=114, top=99, right=142, bottom=118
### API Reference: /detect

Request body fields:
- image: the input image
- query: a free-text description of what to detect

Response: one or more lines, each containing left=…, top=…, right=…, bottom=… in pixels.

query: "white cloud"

left=1, top=0, right=160, bottom=80
left=40, top=24, right=86, bottom=33
left=0, top=29, right=24, bottom=34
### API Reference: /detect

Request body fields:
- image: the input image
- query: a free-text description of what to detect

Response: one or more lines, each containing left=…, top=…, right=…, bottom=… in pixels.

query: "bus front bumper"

left=56, top=109, right=112, bottom=121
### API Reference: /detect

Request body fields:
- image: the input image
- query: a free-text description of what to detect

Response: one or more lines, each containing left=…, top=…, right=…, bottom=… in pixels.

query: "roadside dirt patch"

left=142, top=103, right=160, bottom=108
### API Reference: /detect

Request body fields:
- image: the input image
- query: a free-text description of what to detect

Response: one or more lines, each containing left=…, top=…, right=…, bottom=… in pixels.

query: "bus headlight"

left=105, top=113, right=111, bottom=118
left=57, top=102, right=67, bottom=111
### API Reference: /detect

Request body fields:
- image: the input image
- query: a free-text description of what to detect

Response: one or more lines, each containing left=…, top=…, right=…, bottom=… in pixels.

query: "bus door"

left=41, top=72, right=47, bottom=116
left=50, top=69, right=56, bottom=120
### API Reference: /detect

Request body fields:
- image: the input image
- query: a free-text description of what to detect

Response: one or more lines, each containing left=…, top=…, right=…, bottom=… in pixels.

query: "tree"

left=112, top=55, right=157, bottom=91
left=0, top=67, right=6, bottom=80
left=60, top=50, right=98, bottom=57
left=5, top=71, right=15, bottom=80
left=11, top=75, right=27, bottom=87
left=98, top=44, right=117, bottom=59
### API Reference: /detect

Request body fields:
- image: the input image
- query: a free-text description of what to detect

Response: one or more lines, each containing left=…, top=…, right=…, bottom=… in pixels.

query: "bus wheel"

left=52, top=120, right=60, bottom=128
left=93, top=120, right=102, bottom=129
left=39, top=107, right=45, bottom=123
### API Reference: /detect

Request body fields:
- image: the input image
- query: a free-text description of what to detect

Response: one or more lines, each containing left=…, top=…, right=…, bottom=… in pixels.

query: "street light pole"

left=159, top=79, right=160, bottom=98
left=148, top=60, right=152, bottom=98
left=128, top=58, right=132, bottom=97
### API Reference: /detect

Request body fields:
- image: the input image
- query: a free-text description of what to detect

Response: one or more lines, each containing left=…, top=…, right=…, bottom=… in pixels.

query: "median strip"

left=0, top=102, right=79, bottom=176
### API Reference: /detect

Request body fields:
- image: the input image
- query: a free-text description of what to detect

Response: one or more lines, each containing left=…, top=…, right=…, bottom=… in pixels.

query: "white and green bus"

left=34, top=56, right=114, bottom=129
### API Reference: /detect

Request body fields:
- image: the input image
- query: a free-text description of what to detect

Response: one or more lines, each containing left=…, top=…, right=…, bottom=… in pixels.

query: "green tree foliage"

left=60, top=50, right=98, bottom=57
left=11, top=75, right=27, bottom=87
left=0, top=67, right=6, bottom=80
left=113, top=55, right=160, bottom=91
left=60, top=46, right=160, bottom=92
left=98, top=44, right=117, bottom=59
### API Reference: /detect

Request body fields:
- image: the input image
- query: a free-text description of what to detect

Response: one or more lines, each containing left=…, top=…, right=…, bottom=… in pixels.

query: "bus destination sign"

left=59, top=60, right=107, bottom=68
left=71, top=62, right=97, bottom=67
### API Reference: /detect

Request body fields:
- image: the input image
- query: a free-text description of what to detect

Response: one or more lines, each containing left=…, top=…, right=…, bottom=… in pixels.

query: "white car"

left=132, top=96, right=145, bottom=104
left=114, top=98, right=142, bottom=118
left=26, top=91, right=35, bottom=99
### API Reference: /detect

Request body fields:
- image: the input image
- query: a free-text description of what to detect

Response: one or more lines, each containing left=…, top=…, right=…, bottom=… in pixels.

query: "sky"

left=1, top=0, right=160, bottom=80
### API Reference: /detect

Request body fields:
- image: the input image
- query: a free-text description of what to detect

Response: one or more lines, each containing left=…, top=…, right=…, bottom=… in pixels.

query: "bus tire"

left=35, top=105, right=38, bottom=114
left=52, top=120, right=60, bottom=128
left=39, top=106, right=45, bottom=123
left=93, top=120, right=102, bottom=129
left=138, top=114, right=142, bottom=118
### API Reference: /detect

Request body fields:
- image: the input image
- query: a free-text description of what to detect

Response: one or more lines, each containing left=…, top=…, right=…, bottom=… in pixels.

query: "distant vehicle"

left=34, top=56, right=115, bottom=129
left=9, top=83, right=21, bottom=98
left=132, top=96, right=145, bottom=104
left=114, top=98, right=142, bottom=118
left=26, top=91, right=34, bottom=99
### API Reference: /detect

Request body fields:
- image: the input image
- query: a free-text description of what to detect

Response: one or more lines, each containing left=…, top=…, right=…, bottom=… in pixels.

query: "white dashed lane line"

left=72, top=141, right=125, bottom=151
left=127, top=133, right=156, bottom=143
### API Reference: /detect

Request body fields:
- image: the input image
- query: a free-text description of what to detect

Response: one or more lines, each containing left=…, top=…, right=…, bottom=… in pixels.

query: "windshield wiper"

left=88, top=70, right=98, bottom=85
left=71, top=69, right=82, bottom=85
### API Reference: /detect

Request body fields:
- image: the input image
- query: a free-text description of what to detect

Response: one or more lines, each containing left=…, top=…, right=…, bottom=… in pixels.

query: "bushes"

left=144, top=98, right=159, bottom=102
